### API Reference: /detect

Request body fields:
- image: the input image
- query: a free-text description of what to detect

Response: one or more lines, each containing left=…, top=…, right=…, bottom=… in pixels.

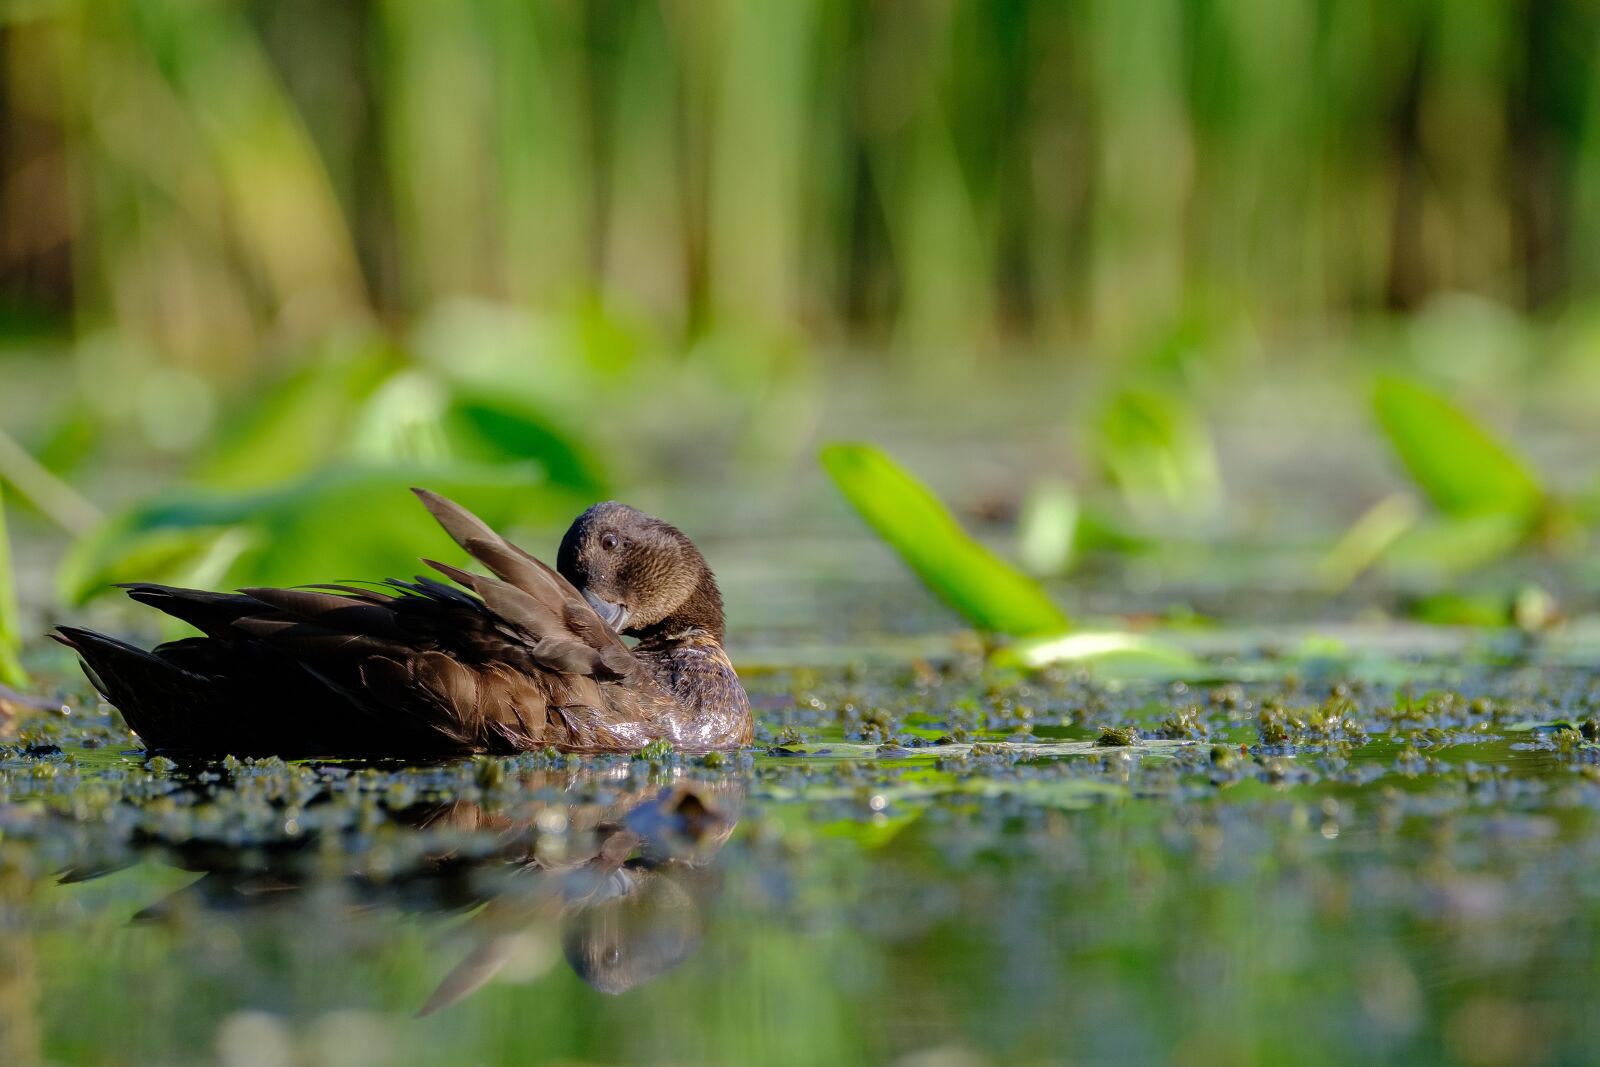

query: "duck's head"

left=562, top=866, right=706, bottom=994
left=557, top=502, right=725, bottom=643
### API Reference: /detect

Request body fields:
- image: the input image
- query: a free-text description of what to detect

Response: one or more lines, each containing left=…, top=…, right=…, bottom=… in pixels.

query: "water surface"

left=5, top=646, right=1600, bottom=1066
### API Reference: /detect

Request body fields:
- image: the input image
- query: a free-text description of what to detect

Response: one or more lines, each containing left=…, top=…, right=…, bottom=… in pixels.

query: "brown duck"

left=53, top=490, right=752, bottom=757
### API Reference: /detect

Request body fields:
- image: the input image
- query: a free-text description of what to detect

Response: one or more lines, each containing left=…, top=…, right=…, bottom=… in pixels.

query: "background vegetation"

left=5, top=0, right=1600, bottom=647
left=10, top=1, right=1600, bottom=352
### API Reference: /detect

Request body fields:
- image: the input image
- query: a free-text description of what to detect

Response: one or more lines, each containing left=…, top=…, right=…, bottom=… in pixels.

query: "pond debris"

left=1096, top=725, right=1140, bottom=747
left=633, top=739, right=676, bottom=763
left=1156, top=705, right=1205, bottom=740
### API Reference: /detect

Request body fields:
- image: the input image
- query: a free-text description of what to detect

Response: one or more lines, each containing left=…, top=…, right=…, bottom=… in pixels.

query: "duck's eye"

left=600, top=532, right=619, bottom=552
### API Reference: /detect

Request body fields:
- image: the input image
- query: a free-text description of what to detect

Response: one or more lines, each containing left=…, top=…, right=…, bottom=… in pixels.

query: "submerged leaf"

left=820, top=442, right=1070, bottom=637
left=1372, top=376, right=1542, bottom=520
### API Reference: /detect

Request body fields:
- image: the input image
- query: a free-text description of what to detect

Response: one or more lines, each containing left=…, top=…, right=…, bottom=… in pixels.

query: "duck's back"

left=59, top=577, right=677, bottom=758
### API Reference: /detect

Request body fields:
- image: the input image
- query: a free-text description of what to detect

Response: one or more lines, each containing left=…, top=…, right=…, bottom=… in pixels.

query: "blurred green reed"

left=1, top=0, right=1597, bottom=623
left=4, top=0, right=1599, bottom=376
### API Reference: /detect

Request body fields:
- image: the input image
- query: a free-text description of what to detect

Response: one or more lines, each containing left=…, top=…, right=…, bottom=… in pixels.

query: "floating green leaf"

left=195, top=347, right=398, bottom=489
left=59, top=525, right=259, bottom=609
left=1372, top=376, right=1542, bottom=520
left=439, top=391, right=609, bottom=494
left=61, top=463, right=580, bottom=604
left=1405, top=591, right=1515, bottom=628
left=196, top=351, right=608, bottom=497
left=820, top=442, right=1070, bottom=637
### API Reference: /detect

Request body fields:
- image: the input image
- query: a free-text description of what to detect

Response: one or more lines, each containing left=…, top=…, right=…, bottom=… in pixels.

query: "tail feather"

left=52, top=626, right=218, bottom=748
left=117, top=584, right=262, bottom=638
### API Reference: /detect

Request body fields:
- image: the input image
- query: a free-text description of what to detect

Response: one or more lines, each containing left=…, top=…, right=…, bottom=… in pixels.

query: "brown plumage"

left=52, top=490, right=752, bottom=757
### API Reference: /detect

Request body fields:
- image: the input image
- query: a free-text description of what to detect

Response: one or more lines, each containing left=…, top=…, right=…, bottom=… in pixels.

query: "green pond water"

left=3, top=635, right=1600, bottom=1067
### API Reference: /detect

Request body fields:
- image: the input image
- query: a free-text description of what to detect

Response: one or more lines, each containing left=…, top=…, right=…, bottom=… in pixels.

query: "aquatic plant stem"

left=0, top=485, right=28, bottom=688
left=0, top=426, right=100, bottom=536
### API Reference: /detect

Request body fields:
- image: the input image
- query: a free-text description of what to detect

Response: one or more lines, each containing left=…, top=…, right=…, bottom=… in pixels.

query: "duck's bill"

left=584, top=591, right=631, bottom=632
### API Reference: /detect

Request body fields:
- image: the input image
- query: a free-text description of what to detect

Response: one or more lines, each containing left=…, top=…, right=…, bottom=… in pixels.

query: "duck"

left=52, top=490, right=753, bottom=758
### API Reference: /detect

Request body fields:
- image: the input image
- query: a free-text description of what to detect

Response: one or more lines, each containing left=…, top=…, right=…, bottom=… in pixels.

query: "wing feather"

left=412, top=489, right=634, bottom=663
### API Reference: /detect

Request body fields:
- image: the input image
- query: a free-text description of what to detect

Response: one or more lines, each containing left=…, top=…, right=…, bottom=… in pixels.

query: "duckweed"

left=634, top=738, right=676, bottom=762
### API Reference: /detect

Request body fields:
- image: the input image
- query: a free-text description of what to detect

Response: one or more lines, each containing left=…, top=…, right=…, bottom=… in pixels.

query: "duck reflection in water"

left=414, top=771, right=740, bottom=1008
left=120, top=768, right=742, bottom=1009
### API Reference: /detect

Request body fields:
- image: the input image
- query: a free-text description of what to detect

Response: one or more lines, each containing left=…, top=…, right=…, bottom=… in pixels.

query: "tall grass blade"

left=1372, top=376, right=1543, bottom=521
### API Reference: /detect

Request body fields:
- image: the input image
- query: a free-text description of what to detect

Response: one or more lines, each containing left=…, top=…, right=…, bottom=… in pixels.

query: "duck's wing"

left=53, top=609, right=432, bottom=756
left=409, top=489, right=642, bottom=682
left=229, top=576, right=670, bottom=752
left=63, top=567, right=670, bottom=755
